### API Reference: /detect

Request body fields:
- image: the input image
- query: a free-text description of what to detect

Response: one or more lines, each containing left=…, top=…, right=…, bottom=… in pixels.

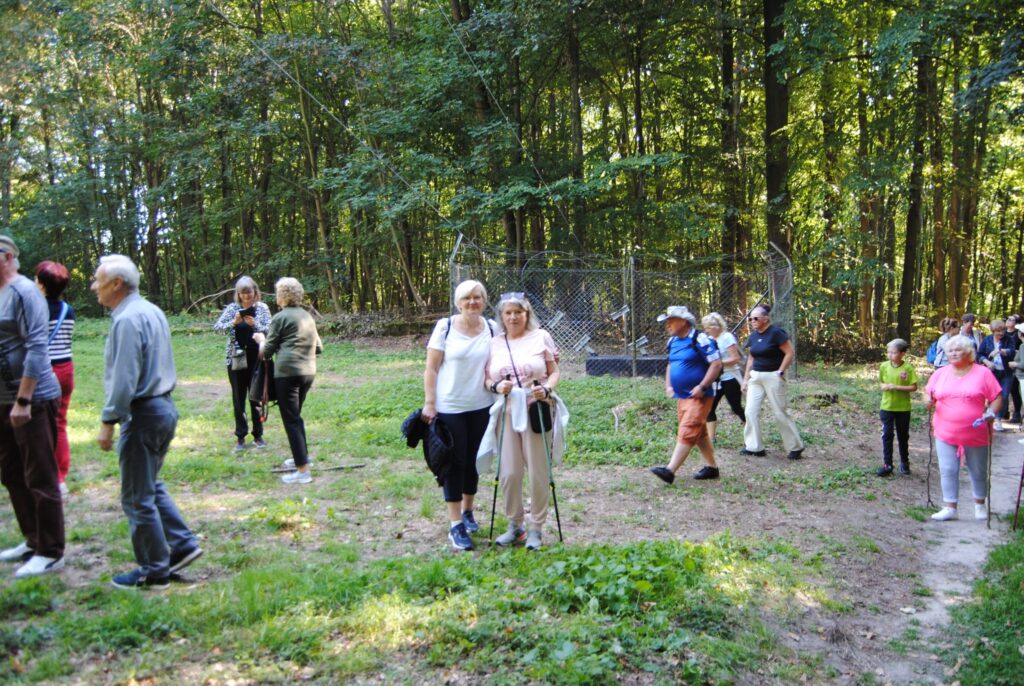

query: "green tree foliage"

left=1, top=0, right=1021, bottom=347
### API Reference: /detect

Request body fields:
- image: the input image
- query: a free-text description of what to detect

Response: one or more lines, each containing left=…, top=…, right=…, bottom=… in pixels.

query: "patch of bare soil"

left=13, top=358, right=1022, bottom=685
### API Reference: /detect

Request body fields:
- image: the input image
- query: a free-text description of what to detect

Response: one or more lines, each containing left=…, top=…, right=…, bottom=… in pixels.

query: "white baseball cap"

left=656, top=305, right=696, bottom=325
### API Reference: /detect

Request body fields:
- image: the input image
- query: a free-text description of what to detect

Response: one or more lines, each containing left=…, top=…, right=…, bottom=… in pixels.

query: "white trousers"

left=743, top=370, right=804, bottom=452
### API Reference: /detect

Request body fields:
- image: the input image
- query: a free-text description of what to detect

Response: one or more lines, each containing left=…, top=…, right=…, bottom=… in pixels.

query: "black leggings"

left=436, top=407, right=489, bottom=503
left=708, top=377, right=745, bottom=423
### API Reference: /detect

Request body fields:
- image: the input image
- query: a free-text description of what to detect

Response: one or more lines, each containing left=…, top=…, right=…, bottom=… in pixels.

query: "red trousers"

left=52, top=360, right=74, bottom=483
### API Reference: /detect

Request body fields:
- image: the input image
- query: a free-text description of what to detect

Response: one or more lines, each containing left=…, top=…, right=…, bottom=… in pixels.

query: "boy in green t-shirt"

left=877, top=338, right=919, bottom=476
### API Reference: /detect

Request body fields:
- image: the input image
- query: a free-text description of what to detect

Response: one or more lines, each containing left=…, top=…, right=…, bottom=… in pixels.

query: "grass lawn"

left=0, top=318, right=1015, bottom=684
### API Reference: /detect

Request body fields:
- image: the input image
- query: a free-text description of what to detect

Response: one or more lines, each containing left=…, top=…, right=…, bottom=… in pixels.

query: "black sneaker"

left=448, top=523, right=473, bottom=551
left=876, top=465, right=893, bottom=477
left=169, top=546, right=203, bottom=574
left=787, top=449, right=804, bottom=460
left=899, top=462, right=911, bottom=475
left=111, top=568, right=170, bottom=590
left=739, top=448, right=766, bottom=457
left=650, top=466, right=675, bottom=484
left=693, top=466, right=720, bottom=480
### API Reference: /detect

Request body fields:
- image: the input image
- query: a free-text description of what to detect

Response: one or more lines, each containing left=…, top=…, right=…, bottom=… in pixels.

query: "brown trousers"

left=0, top=400, right=65, bottom=558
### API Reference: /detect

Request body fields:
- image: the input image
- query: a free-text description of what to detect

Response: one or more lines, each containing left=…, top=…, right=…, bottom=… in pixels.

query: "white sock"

left=451, top=520, right=462, bottom=529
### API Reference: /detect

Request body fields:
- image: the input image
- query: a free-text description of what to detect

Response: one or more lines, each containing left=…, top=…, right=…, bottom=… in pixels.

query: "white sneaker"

left=281, top=469, right=312, bottom=484
left=14, top=555, right=64, bottom=578
left=0, top=542, right=32, bottom=562
left=975, top=503, right=988, bottom=520
left=282, top=458, right=314, bottom=469
left=994, top=420, right=1005, bottom=432
left=931, top=507, right=959, bottom=521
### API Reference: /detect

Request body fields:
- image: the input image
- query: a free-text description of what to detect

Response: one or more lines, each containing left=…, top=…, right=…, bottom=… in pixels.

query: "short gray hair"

left=234, top=275, right=262, bottom=305
left=453, top=279, right=487, bottom=306
left=99, top=254, right=140, bottom=291
left=275, top=277, right=304, bottom=307
left=496, top=294, right=539, bottom=332
left=943, top=334, right=976, bottom=360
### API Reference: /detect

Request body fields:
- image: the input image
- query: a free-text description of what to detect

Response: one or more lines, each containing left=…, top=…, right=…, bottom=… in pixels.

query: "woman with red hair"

left=35, top=261, right=75, bottom=495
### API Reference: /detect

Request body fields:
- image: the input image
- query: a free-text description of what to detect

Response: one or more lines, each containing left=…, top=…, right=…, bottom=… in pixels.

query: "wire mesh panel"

left=449, top=237, right=795, bottom=379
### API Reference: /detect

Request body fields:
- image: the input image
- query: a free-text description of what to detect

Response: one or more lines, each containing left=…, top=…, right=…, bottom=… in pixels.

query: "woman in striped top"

left=35, top=261, right=74, bottom=494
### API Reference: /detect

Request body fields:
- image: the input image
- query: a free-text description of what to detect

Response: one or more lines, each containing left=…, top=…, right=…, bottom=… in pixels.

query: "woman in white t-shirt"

left=486, top=293, right=560, bottom=551
left=423, top=280, right=494, bottom=551
left=701, top=312, right=745, bottom=446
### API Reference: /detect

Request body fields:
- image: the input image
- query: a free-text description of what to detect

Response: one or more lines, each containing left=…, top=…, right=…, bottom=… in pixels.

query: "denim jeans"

left=118, top=395, right=197, bottom=577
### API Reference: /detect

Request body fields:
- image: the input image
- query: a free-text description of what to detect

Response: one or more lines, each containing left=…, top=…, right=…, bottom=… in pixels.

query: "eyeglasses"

left=501, top=292, right=526, bottom=301
left=747, top=316, right=763, bottom=322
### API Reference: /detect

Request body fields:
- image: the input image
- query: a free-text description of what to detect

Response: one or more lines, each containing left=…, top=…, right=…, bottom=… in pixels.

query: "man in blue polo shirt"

left=650, top=305, right=722, bottom=484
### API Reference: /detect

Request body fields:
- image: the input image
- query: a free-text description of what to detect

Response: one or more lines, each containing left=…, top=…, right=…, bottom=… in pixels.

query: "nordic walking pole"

left=488, top=376, right=510, bottom=545
left=534, top=381, right=563, bottom=543
left=986, top=419, right=993, bottom=530
left=1014, top=439, right=1024, bottom=530
left=925, top=404, right=935, bottom=508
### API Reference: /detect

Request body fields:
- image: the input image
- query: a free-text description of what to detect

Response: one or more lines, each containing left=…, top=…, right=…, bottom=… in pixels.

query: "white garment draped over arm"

left=476, top=387, right=529, bottom=473
left=476, top=388, right=571, bottom=472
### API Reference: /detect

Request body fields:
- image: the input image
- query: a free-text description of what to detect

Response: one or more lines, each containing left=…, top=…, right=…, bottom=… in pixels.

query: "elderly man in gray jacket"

left=92, top=254, right=202, bottom=590
left=0, top=235, right=65, bottom=577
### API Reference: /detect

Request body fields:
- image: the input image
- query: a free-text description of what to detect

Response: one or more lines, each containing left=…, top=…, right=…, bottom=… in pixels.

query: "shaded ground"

left=19, top=335, right=1024, bottom=684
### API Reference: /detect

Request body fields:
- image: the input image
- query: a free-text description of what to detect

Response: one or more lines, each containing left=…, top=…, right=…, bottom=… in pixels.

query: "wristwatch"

left=15, top=397, right=30, bottom=407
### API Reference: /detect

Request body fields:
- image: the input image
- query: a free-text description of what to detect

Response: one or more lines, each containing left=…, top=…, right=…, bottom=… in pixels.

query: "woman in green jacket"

left=260, top=277, right=322, bottom=484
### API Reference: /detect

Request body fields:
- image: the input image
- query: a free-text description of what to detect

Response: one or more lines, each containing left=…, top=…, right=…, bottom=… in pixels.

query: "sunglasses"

left=747, top=316, right=763, bottom=322
left=501, top=292, right=526, bottom=301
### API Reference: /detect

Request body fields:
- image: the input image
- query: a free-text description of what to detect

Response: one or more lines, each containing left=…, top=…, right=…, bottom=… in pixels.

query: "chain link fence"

left=450, top=237, right=794, bottom=378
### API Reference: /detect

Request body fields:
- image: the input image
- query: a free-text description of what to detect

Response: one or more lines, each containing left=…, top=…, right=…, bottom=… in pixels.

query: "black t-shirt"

left=748, top=325, right=789, bottom=372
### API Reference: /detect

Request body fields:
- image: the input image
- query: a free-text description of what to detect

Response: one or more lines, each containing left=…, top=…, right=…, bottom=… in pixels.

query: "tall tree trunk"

left=720, top=0, right=741, bottom=315
left=294, top=62, right=343, bottom=313
left=898, top=52, right=928, bottom=342
left=819, top=60, right=840, bottom=293
left=856, top=71, right=876, bottom=342
left=763, top=0, right=790, bottom=256
left=631, top=30, right=646, bottom=249
left=929, top=55, right=947, bottom=314
left=567, top=5, right=586, bottom=252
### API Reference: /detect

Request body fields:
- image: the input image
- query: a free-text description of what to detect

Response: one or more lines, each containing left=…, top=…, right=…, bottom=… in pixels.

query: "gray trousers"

left=118, top=395, right=196, bottom=576
left=935, top=438, right=989, bottom=504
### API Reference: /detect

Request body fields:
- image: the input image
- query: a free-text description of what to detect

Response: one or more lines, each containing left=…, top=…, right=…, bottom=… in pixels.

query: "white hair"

left=453, top=280, right=487, bottom=306
left=943, top=334, right=977, bottom=361
left=99, top=254, right=140, bottom=291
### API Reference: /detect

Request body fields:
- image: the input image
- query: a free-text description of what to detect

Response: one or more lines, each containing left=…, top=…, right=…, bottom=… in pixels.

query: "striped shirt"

left=46, top=298, right=75, bottom=363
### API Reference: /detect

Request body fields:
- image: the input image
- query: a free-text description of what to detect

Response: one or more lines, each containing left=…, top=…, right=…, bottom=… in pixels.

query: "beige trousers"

left=498, top=406, right=551, bottom=531
left=743, top=369, right=804, bottom=452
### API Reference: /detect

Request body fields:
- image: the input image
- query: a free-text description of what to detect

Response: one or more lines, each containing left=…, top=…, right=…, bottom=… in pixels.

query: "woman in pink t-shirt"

left=925, top=335, right=1003, bottom=522
left=486, top=293, right=560, bottom=551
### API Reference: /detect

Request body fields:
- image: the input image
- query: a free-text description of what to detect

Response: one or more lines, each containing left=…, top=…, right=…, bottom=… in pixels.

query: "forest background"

left=1, top=0, right=1023, bottom=350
